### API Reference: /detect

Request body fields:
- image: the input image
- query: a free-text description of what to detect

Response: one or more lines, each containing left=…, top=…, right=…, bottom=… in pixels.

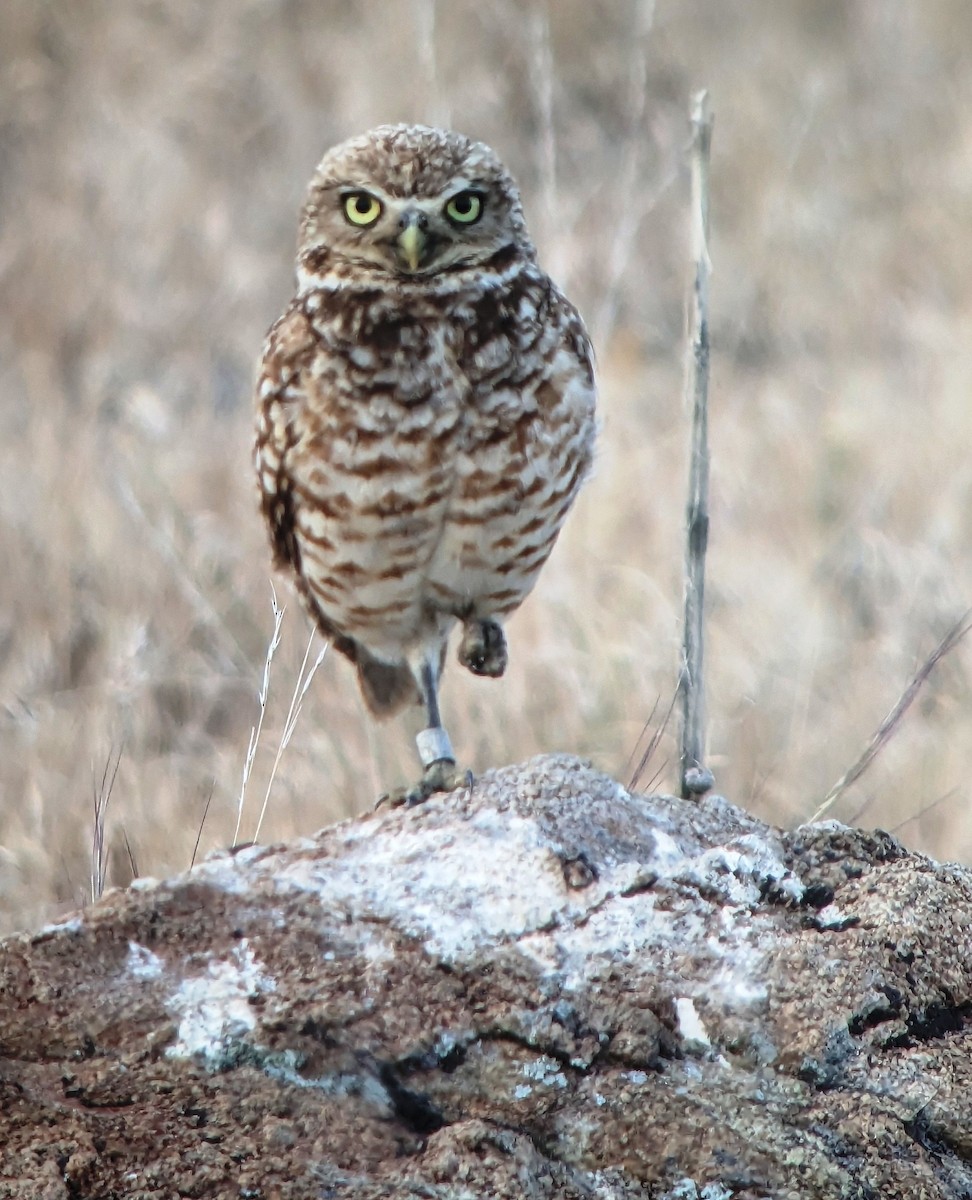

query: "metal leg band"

left=416, top=726, right=455, bottom=768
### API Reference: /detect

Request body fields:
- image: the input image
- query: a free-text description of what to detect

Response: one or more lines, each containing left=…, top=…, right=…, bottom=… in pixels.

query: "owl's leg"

left=379, top=652, right=471, bottom=808
left=458, top=618, right=508, bottom=677
left=411, top=657, right=472, bottom=802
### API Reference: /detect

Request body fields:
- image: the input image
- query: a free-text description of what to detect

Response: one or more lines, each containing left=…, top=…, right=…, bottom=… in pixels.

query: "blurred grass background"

left=2, top=0, right=972, bottom=932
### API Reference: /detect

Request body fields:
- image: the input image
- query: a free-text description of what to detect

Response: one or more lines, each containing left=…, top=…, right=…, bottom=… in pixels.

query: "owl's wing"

left=254, top=305, right=319, bottom=578
left=253, top=303, right=421, bottom=715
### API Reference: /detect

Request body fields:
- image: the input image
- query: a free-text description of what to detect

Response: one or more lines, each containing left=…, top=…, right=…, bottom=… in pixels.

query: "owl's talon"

left=376, top=759, right=473, bottom=809
left=458, top=619, right=508, bottom=678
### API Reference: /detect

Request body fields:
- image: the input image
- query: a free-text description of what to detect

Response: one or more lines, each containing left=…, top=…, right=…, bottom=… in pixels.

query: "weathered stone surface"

left=1, top=754, right=971, bottom=1198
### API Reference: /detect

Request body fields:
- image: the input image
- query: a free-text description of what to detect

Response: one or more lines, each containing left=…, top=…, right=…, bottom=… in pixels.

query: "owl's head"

left=297, top=124, right=535, bottom=283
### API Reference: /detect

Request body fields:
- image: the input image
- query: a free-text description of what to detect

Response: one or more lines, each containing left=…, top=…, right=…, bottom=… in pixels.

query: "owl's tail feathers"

left=353, top=647, right=421, bottom=718
left=306, top=606, right=419, bottom=717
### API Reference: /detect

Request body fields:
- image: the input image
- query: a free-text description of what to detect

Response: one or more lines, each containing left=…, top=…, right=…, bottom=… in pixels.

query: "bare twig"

left=810, top=608, right=972, bottom=822
left=678, top=90, right=715, bottom=800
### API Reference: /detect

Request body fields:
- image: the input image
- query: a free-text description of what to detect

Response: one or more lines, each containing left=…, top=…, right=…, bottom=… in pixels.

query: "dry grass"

left=3, top=0, right=972, bottom=933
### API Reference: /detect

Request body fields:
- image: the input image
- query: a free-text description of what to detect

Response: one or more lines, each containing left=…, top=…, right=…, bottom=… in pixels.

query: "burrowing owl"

left=255, top=124, right=596, bottom=803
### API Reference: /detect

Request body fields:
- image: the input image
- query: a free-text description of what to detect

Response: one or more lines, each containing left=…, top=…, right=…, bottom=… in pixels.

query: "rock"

left=1, top=754, right=971, bottom=1198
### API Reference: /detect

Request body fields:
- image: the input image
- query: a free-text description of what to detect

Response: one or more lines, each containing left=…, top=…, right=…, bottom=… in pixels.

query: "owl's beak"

left=396, top=211, right=428, bottom=272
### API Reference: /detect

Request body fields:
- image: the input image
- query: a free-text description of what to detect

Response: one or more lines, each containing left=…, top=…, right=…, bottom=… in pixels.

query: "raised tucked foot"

left=377, top=759, right=474, bottom=809
left=458, top=618, right=508, bottom=678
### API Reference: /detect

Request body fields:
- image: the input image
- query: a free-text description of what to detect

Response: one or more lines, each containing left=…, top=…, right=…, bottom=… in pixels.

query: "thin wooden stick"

left=679, top=91, right=715, bottom=800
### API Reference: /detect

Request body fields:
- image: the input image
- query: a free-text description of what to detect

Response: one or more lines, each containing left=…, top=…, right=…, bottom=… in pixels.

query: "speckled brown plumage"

left=254, top=124, right=596, bottom=801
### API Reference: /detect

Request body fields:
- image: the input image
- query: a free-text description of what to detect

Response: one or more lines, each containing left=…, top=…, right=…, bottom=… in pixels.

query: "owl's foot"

left=376, top=723, right=472, bottom=809
left=458, top=618, right=508, bottom=677
left=377, top=759, right=474, bottom=809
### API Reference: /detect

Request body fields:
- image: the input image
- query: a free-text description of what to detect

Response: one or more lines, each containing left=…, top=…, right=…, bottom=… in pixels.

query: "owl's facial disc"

left=304, top=178, right=509, bottom=279
left=387, top=192, right=491, bottom=275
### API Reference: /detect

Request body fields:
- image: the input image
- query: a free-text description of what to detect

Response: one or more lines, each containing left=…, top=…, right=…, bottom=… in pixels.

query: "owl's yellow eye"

left=445, top=191, right=484, bottom=225
left=343, top=192, right=383, bottom=226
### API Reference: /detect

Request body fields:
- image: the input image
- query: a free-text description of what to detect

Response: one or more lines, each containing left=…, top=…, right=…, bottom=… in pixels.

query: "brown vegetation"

left=2, top=1, right=972, bottom=933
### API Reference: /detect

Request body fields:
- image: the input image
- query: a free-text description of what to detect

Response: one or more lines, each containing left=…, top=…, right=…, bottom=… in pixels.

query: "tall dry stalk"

left=252, top=631, right=328, bottom=844
left=235, top=586, right=285, bottom=846
left=91, top=745, right=122, bottom=901
left=678, top=91, right=715, bottom=800
left=234, top=587, right=328, bottom=845
left=526, top=1, right=560, bottom=278
left=590, top=0, right=666, bottom=345
left=411, top=0, right=450, bottom=127
left=810, top=609, right=972, bottom=822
